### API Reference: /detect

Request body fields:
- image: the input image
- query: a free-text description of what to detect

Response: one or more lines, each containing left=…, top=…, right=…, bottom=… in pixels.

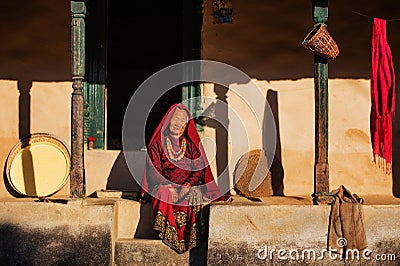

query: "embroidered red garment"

left=140, top=103, right=221, bottom=199
left=370, top=18, right=396, bottom=173
left=139, top=103, right=222, bottom=253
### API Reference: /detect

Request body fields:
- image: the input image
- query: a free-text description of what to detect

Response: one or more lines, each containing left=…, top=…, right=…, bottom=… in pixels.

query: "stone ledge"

left=115, top=239, right=190, bottom=266
left=115, top=238, right=209, bottom=266
left=219, top=194, right=400, bottom=205
left=207, top=204, right=400, bottom=265
left=0, top=199, right=116, bottom=265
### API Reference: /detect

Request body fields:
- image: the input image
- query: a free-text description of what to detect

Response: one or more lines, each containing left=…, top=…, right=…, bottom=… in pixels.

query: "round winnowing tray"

left=5, top=133, right=70, bottom=197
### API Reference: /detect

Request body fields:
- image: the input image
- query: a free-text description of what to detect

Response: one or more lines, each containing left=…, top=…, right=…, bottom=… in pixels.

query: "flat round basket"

left=5, top=133, right=70, bottom=197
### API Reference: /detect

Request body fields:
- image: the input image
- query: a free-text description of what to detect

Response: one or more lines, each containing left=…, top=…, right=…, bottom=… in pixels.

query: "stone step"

left=116, top=200, right=158, bottom=239
left=114, top=239, right=208, bottom=266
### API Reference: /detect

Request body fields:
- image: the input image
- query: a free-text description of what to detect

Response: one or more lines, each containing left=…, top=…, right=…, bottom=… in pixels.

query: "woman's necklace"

left=165, top=136, right=187, bottom=162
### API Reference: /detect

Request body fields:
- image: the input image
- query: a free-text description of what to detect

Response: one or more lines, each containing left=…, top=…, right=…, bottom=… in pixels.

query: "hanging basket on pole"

left=302, top=24, right=340, bottom=60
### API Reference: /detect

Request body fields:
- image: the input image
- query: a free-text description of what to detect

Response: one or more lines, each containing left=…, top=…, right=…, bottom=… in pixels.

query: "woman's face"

left=169, top=108, right=188, bottom=138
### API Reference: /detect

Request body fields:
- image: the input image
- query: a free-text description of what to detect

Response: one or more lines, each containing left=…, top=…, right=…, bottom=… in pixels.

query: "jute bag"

left=302, top=24, right=340, bottom=60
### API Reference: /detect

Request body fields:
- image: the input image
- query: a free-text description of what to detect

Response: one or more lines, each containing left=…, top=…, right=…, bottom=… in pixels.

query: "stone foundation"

left=207, top=200, right=400, bottom=265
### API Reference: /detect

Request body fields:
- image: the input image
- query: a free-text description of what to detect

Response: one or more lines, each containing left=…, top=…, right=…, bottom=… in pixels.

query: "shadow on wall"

left=3, top=131, right=34, bottom=199
left=0, top=223, right=111, bottom=265
left=202, top=0, right=400, bottom=80
left=18, top=80, right=32, bottom=140
left=263, top=90, right=284, bottom=196
left=0, top=0, right=70, bottom=82
left=2, top=165, right=23, bottom=199
left=201, top=84, right=230, bottom=195
left=106, top=151, right=144, bottom=194
left=201, top=85, right=284, bottom=196
left=2, top=80, right=34, bottom=198
left=0, top=0, right=70, bottom=195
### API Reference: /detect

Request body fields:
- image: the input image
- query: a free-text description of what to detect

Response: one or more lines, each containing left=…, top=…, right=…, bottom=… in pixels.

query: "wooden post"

left=70, top=1, right=86, bottom=198
left=312, top=0, right=334, bottom=204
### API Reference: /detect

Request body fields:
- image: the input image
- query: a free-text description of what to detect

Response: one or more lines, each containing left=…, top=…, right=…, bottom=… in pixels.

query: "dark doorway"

left=105, top=0, right=202, bottom=149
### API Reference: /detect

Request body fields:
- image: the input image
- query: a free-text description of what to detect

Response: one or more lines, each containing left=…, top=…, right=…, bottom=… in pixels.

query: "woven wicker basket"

left=233, top=149, right=273, bottom=197
left=302, top=24, right=339, bottom=60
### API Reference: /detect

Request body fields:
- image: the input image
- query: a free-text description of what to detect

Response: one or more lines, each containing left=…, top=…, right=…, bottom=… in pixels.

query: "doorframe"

left=83, top=0, right=204, bottom=149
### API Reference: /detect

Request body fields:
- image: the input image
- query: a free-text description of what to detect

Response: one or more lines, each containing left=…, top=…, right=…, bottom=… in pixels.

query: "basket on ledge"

left=302, top=24, right=340, bottom=60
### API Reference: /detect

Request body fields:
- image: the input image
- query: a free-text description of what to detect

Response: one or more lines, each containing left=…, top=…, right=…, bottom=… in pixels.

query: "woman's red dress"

left=139, top=104, right=221, bottom=253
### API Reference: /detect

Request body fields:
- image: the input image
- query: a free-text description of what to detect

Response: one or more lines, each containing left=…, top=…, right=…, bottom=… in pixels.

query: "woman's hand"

left=178, top=183, right=190, bottom=199
left=179, top=187, right=190, bottom=199
left=167, top=187, right=179, bottom=203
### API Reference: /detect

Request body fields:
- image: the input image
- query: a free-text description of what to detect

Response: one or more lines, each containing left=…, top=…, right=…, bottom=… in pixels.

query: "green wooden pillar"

left=70, top=1, right=86, bottom=198
left=312, top=0, right=332, bottom=202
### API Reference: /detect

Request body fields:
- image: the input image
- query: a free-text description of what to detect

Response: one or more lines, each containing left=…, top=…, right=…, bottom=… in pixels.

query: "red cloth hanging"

left=370, top=18, right=396, bottom=173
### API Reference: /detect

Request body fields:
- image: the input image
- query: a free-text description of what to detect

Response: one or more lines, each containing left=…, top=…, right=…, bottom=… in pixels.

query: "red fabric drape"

left=370, top=18, right=396, bottom=174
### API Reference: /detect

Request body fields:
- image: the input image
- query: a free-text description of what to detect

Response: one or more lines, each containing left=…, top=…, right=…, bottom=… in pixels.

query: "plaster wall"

left=200, top=0, right=400, bottom=197
left=0, top=77, right=393, bottom=199
left=203, top=78, right=391, bottom=196
left=0, top=0, right=72, bottom=199
left=0, top=80, right=72, bottom=199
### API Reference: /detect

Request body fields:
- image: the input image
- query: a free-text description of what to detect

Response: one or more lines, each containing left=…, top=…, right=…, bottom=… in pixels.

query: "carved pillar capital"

left=72, top=77, right=84, bottom=94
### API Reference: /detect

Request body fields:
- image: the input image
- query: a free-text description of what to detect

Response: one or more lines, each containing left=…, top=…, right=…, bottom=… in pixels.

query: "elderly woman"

left=138, top=103, right=222, bottom=254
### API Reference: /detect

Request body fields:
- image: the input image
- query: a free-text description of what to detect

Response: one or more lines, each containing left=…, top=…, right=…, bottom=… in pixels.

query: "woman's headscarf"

left=139, top=103, right=222, bottom=201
